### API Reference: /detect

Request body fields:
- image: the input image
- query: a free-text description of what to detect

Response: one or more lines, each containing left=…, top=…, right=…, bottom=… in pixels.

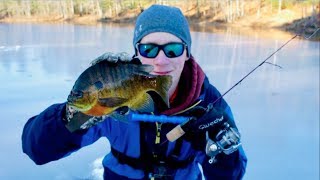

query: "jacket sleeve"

left=201, top=147, right=247, bottom=180
left=200, top=82, right=248, bottom=179
left=200, top=109, right=247, bottom=180
left=21, top=103, right=104, bottom=165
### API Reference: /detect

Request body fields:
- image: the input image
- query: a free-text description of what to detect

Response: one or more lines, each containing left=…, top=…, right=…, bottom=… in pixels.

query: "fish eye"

left=94, top=81, right=104, bottom=90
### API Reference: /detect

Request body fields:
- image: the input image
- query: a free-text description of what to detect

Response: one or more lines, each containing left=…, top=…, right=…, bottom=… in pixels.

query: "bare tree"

left=70, top=0, right=74, bottom=16
left=241, top=0, right=244, bottom=16
left=60, top=0, right=66, bottom=18
left=278, top=0, right=282, bottom=14
left=79, top=2, right=83, bottom=16
left=257, top=0, right=262, bottom=17
left=236, top=0, right=240, bottom=17
left=23, top=0, right=31, bottom=17
left=95, top=0, right=102, bottom=17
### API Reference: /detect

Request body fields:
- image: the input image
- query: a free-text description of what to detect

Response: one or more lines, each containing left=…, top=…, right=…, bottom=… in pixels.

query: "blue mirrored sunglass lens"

left=163, top=44, right=184, bottom=58
left=139, top=44, right=159, bottom=58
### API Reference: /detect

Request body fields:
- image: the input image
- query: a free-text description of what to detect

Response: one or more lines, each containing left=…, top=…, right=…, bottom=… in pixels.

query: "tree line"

left=0, top=0, right=318, bottom=23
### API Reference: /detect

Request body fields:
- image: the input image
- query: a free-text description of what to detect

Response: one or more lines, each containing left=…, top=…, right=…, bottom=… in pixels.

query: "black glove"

left=64, top=52, right=135, bottom=132
left=186, top=104, right=236, bottom=135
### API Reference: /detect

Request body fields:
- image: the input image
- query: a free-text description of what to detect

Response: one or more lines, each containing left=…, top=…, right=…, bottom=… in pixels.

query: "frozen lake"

left=0, top=23, right=319, bottom=180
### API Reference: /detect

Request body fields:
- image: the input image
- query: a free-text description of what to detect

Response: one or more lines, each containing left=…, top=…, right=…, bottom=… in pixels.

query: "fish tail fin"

left=132, top=93, right=155, bottom=113
left=153, top=75, right=172, bottom=108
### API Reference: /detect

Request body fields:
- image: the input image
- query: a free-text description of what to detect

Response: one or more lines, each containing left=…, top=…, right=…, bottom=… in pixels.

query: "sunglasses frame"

left=135, top=42, right=187, bottom=58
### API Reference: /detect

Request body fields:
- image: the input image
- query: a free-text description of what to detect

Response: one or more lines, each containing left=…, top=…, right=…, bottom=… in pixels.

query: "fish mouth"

left=67, top=96, right=86, bottom=111
left=67, top=102, right=90, bottom=112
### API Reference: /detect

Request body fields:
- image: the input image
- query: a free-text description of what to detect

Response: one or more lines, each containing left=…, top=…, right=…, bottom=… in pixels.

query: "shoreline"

left=0, top=0, right=319, bottom=41
left=1, top=14, right=319, bottom=41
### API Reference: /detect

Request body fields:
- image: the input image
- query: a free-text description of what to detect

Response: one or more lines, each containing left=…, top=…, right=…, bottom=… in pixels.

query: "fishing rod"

left=163, top=28, right=320, bottom=143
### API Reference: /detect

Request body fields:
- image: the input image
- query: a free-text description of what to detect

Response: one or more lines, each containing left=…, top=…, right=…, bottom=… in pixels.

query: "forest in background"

left=0, top=0, right=319, bottom=38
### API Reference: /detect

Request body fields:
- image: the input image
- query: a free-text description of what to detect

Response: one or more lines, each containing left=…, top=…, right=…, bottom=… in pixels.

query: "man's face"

left=136, top=32, right=188, bottom=97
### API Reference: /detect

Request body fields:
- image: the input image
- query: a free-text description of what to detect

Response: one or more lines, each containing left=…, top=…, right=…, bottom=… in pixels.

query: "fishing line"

left=302, top=27, right=320, bottom=40
left=212, top=28, right=320, bottom=105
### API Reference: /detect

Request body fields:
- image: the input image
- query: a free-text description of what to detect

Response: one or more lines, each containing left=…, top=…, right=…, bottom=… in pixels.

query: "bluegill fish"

left=67, top=59, right=172, bottom=116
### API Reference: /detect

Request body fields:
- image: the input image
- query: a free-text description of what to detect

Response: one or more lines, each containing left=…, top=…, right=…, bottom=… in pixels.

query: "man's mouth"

left=153, top=71, right=172, bottom=75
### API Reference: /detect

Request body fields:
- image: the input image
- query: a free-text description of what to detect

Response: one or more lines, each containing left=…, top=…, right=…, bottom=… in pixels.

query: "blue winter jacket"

left=22, top=60, right=247, bottom=179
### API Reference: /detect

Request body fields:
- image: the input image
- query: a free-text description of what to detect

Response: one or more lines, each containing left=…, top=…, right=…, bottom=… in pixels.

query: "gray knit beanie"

left=133, top=4, right=191, bottom=57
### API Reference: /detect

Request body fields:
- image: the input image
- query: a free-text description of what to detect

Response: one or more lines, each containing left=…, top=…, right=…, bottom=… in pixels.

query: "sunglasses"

left=136, top=42, right=186, bottom=58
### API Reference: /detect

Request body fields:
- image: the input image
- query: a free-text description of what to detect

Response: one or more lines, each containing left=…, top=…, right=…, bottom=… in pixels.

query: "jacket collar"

left=161, top=56, right=205, bottom=115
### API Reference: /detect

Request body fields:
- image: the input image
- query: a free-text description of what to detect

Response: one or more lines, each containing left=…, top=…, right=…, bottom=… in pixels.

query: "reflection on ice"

left=0, top=45, right=21, bottom=51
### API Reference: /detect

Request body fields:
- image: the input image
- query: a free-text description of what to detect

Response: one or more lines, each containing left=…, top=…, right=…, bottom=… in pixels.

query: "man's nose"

left=153, top=50, right=169, bottom=65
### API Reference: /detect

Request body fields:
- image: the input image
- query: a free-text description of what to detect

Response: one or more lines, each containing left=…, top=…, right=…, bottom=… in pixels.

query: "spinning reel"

left=205, top=122, right=242, bottom=164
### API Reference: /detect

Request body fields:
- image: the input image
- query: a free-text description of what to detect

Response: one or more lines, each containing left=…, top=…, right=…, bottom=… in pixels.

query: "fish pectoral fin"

left=132, top=93, right=155, bottom=113
left=98, top=97, right=128, bottom=107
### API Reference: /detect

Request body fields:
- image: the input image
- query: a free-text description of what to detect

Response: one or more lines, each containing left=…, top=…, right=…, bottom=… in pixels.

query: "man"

left=22, top=4, right=247, bottom=179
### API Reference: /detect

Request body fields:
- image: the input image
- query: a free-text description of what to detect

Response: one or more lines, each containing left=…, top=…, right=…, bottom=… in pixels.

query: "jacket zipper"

left=155, top=122, right=162, bottom=144
left=153, top=99, right=202, bottom=144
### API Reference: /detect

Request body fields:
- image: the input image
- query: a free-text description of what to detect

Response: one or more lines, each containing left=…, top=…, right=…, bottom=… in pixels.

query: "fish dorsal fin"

left=131, top=93, right=155, bottom=113
left=90, top=52, right=131, bottom=65
left=98, top=97, right=128, bottom=107
left=90, top=52, right=112, bottom=65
